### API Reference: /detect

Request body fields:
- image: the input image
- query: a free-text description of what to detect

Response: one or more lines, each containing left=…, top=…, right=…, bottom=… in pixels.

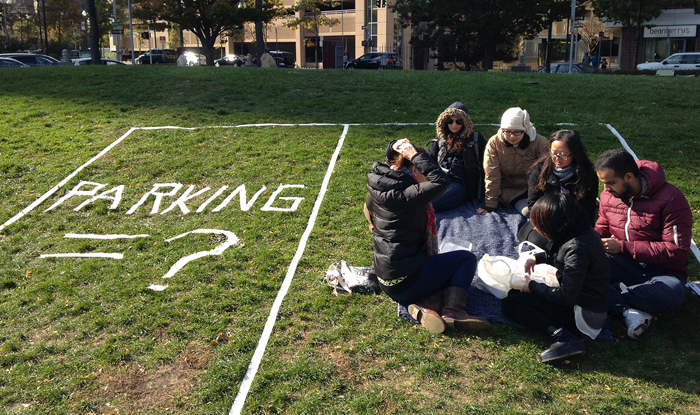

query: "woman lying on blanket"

left=518, top=129, right=598, bottom=252
left=366, top=138, right=491, bottom=334
left=426, top=102, right=487, bottom=212
left=477, top=107, right=548, bottom=217
left=501, top=193, right=610, bottom=364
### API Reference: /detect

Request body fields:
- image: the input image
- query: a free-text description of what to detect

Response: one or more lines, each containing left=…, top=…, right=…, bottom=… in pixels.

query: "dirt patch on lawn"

left=88, top=341, right=213, bottom=414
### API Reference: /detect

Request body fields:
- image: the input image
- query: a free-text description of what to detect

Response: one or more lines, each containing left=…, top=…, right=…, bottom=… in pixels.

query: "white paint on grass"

left=39, top=252, right=124, bottom=259
left=228, top=124, right=350, bottom=415
left=64, top=233, right=150, bottom=239
left=161, top=229, right=239, bottom=280
left=1, top=128, right=138, bottom=231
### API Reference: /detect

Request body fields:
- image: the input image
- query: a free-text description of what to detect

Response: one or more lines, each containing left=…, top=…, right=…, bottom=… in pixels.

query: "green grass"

left=1, top=66, right=699, bottom=415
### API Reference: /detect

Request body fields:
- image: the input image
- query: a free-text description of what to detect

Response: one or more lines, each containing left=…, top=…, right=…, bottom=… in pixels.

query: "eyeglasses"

left=502, top=130, right=524, bottom=136
left=551, top=153, right=572, bottom=160
left=447, top=119, right=463, bottom=126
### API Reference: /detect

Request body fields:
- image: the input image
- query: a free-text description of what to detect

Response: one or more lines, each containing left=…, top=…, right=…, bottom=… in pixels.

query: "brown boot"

left=442, top=287, right=491, bottom=331
left=408, top=290, right=446, bottom=333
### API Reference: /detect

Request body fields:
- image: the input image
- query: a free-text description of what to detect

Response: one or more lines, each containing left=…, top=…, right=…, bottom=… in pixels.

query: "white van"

left=637, top=52, right=700, bottom=70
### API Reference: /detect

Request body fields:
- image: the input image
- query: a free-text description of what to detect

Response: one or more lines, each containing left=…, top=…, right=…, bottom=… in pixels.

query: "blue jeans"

left=606, top=253, right=686, bottom=316
left=431, top=182, right=467, bottom=212
left=388, top=250, right=478, bottom=304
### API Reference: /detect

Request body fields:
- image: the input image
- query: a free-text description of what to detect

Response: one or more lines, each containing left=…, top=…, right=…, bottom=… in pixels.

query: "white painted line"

left=1, top=128, right=138, bottom=231
left=39, top=253, right=124, bottom=259
left=228, top=124, right=350, bottom=415
left=607, top=123, right=700, bottom=264
left=64, top=233, right=150, bottom=239
left=605, top=124, right=638, bottom=160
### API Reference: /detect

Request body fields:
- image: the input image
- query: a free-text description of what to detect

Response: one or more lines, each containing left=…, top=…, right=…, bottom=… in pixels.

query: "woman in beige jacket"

left=477, top=107, right=548, bottom=217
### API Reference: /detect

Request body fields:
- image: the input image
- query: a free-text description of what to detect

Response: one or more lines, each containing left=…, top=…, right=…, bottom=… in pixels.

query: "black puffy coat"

left=366, top=151, right=449, bottom=294
left=530, top=225, right=609, bottom=313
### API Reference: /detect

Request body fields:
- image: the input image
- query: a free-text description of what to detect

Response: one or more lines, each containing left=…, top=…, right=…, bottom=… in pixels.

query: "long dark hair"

left=530, top=193, right=587, bottom=241
left=531, top=129, right=595, bottom=202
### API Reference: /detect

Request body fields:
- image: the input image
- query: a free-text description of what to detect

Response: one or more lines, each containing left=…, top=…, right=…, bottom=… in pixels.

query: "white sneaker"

left=623, top=308, right=653, bottom=339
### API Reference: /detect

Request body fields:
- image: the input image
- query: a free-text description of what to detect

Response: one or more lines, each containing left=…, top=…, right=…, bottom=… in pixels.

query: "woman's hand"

left=523, top=257, right=536, bottom=275
left=393, top=138, right=417, bottom=160
left=520, top=274, right=532, bottom=293
left=476, top=207, right=490, bottom=215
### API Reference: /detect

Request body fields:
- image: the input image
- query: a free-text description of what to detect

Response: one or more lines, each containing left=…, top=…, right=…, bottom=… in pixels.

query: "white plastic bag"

left=475, top=254, right=519, bottom=299
left=516, top=241, right=560, bottom=288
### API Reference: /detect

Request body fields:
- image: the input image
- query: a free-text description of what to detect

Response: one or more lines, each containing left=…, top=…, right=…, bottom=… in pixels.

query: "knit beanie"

left=500, top=107, right=537, bottom=141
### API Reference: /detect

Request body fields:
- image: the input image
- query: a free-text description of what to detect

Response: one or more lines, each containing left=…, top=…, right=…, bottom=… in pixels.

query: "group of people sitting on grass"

left=364, top=102, right=693, bottom=364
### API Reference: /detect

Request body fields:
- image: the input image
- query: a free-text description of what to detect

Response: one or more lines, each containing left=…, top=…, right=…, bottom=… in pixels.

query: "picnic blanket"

left=398, top=199, right=525, bottom=325
left=397, top=199, right=615, bottom=341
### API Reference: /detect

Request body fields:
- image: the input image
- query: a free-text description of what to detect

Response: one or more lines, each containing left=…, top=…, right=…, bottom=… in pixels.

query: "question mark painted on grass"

left=147, top=229, right=239, bottom=291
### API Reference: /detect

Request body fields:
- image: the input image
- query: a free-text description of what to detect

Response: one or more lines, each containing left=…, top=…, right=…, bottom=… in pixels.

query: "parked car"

left=177, top=51, right=206, bottom=66
left=637, top=52, right=700, bottom=70
left=135, top=49, right=177, bottom=64
left=214, top=54, right=244, bottom=67
left=344, top=52, right=402, bottom=70
left=0, top=57, right=29, bottom=67
left=0, top=53, right=58, bottom=66
left=73, top=58, right=126, bottom=65
left=269, top=50, right=295, bottom=68
left=537, top=62, right=598, bottom=74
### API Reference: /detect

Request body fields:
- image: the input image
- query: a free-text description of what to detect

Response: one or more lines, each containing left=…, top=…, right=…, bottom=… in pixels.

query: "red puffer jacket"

left=595, top=160, right=692, bottom=281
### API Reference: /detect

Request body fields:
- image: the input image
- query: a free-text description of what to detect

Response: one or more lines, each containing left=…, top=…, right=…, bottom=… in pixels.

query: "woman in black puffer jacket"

left=367, top=138, right=490, bottom=334
left=502, top=193, right=609, bottom=364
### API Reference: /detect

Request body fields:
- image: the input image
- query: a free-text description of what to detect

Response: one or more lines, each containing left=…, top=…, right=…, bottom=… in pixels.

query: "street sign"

left=112, top=21, right=122, bottom=27
left=111, top=29, right=124, bottom=35
left=573, top=23, right=584, bottom=28
left=160, top=36, right=166, bottom=42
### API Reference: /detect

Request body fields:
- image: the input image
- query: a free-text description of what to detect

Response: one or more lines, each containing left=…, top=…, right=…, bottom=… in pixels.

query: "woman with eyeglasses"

left=477, top=107, right=548, bottom=216
left=427, top=102, right=487, bottom=212
left=518, top=129, right=598, bottom=251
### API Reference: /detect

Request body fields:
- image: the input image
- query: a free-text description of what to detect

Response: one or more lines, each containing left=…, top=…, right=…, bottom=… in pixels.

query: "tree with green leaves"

left=392, top=0, right=575, bottom=70
left=45, top=0, right=83, bottom=47
left=133, top=0, right=277, bottom=66
left=285, top=0, right=339, bottom=69
left=591, top=0, right=700, bottom=69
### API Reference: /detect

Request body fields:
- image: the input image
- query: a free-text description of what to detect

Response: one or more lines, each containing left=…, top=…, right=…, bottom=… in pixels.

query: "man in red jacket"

left=594, top=149, right=693, bottom=339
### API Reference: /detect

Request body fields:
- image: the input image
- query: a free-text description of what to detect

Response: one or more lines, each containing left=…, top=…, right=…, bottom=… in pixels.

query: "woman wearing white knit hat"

left=477, top=107, right=548, bottom=217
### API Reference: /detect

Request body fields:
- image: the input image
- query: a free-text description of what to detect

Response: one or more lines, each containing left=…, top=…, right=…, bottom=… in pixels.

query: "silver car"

left=637, top=53, right=700, bottom=70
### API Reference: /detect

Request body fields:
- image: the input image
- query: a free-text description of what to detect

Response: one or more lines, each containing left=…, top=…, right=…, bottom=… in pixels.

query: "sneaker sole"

left=538, top=349, right=585, bottom=363
left=408, top=304, right=445, bottom=333
left=628, top=320, right=650, bottom=339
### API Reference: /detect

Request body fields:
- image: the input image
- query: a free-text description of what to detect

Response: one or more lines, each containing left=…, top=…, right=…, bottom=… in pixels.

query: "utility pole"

left=128, top=0, right=135, bottom=64
left=41, top=0, right=48, bottom=55
left=567, top=0, right=575, bottom=73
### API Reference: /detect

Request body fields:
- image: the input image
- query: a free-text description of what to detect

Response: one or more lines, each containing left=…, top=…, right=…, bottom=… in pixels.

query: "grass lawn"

left=1, top=66, right=699, bottom=415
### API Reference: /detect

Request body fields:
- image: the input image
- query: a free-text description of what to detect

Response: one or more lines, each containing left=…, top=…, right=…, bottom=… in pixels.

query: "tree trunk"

left=255, top=0, right=264, bottom=66
left=633, top=2, right=642, bottom=69
left=87, top=0, right=101, bottom=64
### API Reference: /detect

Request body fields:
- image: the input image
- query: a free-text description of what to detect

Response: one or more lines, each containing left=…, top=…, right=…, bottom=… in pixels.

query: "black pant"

left=501, top=290, right=579, bottom=335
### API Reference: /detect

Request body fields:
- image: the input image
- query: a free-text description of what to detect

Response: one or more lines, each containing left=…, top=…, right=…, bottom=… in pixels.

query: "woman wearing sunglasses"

left=427, top=102, right=487, bottom=212
left=518, top=129, right=599, bottom=252
left=477, top=107, right=548, bottom=217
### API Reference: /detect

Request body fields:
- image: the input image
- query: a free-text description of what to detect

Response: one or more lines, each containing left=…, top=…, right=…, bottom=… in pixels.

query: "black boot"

left=538, top=327, right=585, bottom=364
left=408, top=290, right=446, bottom=333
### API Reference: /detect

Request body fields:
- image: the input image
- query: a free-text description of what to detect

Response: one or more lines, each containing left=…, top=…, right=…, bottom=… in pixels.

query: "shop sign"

left=644, top=25, right=697, bottom=38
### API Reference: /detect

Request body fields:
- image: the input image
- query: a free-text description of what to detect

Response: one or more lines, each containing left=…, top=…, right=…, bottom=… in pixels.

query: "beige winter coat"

left=260, top=53, right=276, bottom=68
left=483, top=131, right=548, bottom=210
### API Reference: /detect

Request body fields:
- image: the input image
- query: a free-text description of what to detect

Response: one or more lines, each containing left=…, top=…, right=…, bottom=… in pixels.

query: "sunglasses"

left=447, top=119, right=464, bottom=126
